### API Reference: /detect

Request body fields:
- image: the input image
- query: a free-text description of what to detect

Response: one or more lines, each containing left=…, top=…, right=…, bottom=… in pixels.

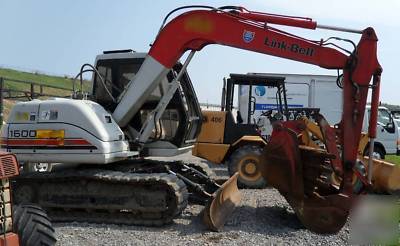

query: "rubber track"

left=12, top=169, right=188, bottom=226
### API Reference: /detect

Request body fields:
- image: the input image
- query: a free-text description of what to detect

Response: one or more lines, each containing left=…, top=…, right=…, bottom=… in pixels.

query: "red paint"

left=148, top=8, right=381, bottom=197
left=148, top=10, right=347, bottom=69
left=1, top=138, right=92, bottom=147
left=0, top=233, right=19, bottom=246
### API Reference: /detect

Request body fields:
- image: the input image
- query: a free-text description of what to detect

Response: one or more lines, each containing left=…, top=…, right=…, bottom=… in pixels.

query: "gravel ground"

left=53, top=153, right=349, bottom=245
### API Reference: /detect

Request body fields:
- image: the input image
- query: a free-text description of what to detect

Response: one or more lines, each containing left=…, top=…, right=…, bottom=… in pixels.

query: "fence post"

left=30, top=83, right=34, bottom=99
left=0, top=78, right=3, bottom=125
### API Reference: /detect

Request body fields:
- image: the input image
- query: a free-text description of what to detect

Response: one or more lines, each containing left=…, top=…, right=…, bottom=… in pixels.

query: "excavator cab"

left=91, top=50, right=202, bottom=156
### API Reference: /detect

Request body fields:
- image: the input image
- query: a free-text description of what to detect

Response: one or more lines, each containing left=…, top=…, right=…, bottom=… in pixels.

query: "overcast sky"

left=0, top=0, right=399, bottom=104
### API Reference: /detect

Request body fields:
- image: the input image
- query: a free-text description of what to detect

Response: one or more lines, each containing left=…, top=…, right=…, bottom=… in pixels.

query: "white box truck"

left=237, top=73, right=399, bottom=158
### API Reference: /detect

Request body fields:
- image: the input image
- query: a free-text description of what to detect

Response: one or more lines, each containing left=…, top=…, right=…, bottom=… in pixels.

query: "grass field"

left=384, top=155, right=400, bottom=165
left=0, top=67, right=76, bottom=90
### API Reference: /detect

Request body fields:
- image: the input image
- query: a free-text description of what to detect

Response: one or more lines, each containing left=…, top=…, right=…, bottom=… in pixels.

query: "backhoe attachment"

left=301, top=117, right=400, bottom=195
left=260, top=121, right=352, bottom=233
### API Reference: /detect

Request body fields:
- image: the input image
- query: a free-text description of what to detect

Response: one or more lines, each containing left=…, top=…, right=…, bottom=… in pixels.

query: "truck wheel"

left=227, top=145, right=266, bottom=189
left=364, top=145, right=385, bottom=159
left=24, top=163, right=53, bottom=173
left=13, top=204, right=57, bottom=246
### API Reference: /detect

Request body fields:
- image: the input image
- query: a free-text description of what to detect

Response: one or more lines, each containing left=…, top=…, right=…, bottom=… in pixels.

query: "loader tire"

left=13, top=204, right=57, bottom=246
left=227, top=145, right=266, bottom=189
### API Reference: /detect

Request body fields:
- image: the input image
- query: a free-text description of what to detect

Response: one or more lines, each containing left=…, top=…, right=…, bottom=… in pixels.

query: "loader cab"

left=196, top=74, right=292, bottom=148
left=90, top=50, right=202, bottom=155
left=231, top=73, right=319, bottom=138
left=224, top=73, right=290, bottom=125
left=224, top=73, right=293, bottom=140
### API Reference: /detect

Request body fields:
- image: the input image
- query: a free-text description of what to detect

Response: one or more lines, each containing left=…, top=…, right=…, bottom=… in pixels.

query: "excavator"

left=0, top=6, right=381, bottom=233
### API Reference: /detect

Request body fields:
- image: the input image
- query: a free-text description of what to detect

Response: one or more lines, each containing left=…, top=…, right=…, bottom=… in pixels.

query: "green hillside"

left=0, top=67, right=90, bottom=119
left=0, top=68, right=76, bottom=90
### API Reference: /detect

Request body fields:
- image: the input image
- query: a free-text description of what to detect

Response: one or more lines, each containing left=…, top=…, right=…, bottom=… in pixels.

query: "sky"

left=0, top=0, right=399, bottom=104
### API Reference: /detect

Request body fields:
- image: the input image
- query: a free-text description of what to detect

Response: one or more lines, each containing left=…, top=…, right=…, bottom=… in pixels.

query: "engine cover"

left=1, top=98, right=135, bottom=164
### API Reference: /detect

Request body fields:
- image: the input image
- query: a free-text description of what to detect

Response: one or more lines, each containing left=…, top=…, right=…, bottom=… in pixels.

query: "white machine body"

left=1, top=98, right=134, bottom=164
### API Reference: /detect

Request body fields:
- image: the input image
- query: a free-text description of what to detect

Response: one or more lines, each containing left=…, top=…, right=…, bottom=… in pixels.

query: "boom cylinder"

left=367, top=73, right=381, bottom=183
left=237, top=12, right=317, bottom=29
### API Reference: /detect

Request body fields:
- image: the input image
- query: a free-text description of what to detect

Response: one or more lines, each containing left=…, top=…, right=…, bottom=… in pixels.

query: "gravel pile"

left=53, top=153, right=349, bottom=245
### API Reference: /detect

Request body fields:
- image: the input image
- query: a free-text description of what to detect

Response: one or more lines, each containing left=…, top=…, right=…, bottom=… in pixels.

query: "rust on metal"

left=261, top=124, right=352, bottom=233
left=316, top=114, right=342, bottom=176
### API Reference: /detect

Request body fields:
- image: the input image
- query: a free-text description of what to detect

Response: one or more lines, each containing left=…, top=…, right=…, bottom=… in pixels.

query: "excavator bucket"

left=202, top=172, right=241, bottom=231
left=260, top=123, right=352, bottom=234
left=284, top=193, right=351, bottom=234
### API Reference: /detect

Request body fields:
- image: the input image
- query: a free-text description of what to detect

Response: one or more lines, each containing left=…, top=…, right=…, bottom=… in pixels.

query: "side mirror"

left=386, top=122, right=394, bottom=129
left=377, top=122, right=385, bottom=127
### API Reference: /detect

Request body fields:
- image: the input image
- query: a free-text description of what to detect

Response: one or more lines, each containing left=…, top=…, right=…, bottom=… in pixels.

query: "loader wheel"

left=227, top=145, right=266, bottom=188
left=13, top=204, right=57, bottom=246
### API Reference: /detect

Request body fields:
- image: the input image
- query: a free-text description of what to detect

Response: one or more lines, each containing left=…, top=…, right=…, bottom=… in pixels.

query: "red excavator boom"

left=148, top=8, right=381, bottom=173
left=143, top=6, right=381, bottom=233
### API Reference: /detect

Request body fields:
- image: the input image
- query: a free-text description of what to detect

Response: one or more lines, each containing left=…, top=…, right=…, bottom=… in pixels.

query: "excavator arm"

left=112, top=6, right=381, bottom=233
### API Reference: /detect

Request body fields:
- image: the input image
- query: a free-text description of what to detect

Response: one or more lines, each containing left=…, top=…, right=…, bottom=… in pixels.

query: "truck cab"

left=363, top=106, right=399, bottom=158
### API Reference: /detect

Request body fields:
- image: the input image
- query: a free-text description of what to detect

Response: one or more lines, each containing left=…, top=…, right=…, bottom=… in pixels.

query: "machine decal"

left=41, top=111, right=50, bottom=120
left=9, top=130, right=37, bottom=138
left=41, top=110, right=58, bottom=120
left=210, top=116, right=223, bottom=123
left=36, top=129, right=64, bottom=139
left=243, top=30, right=255, bottom=43
left=49, top=110, right=58, bottom=120
left=15, top=112, right=29, bottom=121
left=255, top=103, right=303, bottom=110
left=254, top=86, right=266, bottom=96
left=9, top=129, right=64, bottom=139
left=184, top=16, right=214, bottom=34
left=0, top=138, right=96, bottom=150
left=29, top=113, right=36, bottom=121
left=264, top=37, right=314, bottom=57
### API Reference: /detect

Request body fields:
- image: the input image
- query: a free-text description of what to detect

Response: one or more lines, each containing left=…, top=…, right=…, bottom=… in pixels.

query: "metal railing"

left=0, top=77, right=75, bottom=124
left=0, top=77, right=74, bottom=100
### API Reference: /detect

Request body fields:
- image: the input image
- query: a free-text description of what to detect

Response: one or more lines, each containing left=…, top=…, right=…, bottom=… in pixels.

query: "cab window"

left=378, top=109, right=391, bottom=126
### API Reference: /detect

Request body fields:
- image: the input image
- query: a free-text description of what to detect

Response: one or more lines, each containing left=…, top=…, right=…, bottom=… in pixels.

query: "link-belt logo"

left=243, top=30, right=255, bottom=43
left=264, top=37, right=314, bottom=57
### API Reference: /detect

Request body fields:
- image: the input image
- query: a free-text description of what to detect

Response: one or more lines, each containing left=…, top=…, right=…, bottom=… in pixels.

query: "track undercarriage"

left=11, top=160, right=239, bottom=229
